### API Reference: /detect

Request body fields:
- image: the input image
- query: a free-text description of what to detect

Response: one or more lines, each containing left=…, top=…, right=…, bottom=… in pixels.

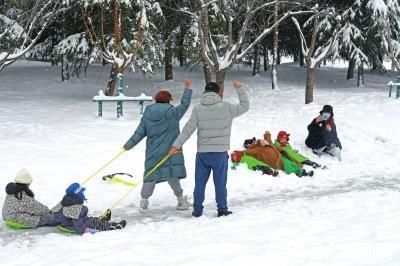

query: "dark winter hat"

left=244, top=137, right=256, bottom=149
left=204, top=82, right=220, bottom=93
left=66, top=182, right=86, bottom=201
left=320, top=105, right=333, bottom=115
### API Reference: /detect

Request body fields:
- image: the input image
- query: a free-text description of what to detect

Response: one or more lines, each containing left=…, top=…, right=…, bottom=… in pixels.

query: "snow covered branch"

left=236, top=10, right=315, bottom=62
left=0, top=0, right=60, bottom=71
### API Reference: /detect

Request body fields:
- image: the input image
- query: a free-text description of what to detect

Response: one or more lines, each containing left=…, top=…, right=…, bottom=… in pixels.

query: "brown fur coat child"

left=244, top=132, right=284, bottom=170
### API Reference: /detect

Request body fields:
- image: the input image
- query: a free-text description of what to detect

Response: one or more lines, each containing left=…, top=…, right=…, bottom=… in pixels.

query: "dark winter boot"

left=110, top=220, right=126, bottom=230
left=303, top=160, right=321, bottom=169
left=217, top=210, right=233, bottom=217
left=297, top=169, right=306, bottom=178
left=192, top=210, right=202, bottom=218
left=253, top=165, right=278, bottom=177
left=308, top=170, right=314, bottom=177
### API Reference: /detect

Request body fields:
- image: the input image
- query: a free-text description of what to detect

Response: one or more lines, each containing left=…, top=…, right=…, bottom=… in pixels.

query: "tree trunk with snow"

left=271, top=0, right=279, bottom=90
left=203, top=65, right=212, bottom=84
left=305, top=67, right=316, bottom=104
left=216, top=70, right=225, bottom=93
left=294, top=52, right=298, bottom=63
left=252, top=44, right=260, bottom=76
left=196, top=0, right=310, bottom=96
left=357, top=62, right=364, bottom=87
left=292, top=14, right=341, bottom=104
left=347, top=59, right=355, bottom=80
left=299, top=50, right=305, bottom=67
left=165, top=46, right=173, bottom=80
left=61, top=56, right=69, bottom=82
left=83, top=1, right=146, bottom=96
left=263, top=43, right=269, bottom=71
left=105, top=64, right=119, bottom=96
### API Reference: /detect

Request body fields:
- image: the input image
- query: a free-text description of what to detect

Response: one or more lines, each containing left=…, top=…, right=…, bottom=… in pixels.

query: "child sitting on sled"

left=274, top=131, right=322, bottom=169
left=2, top=169, right=58, bottom=228
left=52, top=183, right=126, bottom=234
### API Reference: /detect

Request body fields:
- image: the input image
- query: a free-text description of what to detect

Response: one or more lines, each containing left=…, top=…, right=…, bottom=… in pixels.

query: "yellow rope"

left=99, top=153, right=173, bottom=220
left=81, top=148, right=125, bottom=185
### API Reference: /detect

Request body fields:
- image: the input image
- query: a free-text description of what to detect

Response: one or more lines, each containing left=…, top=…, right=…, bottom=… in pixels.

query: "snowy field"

left=1, top=61, right=400, bottom=265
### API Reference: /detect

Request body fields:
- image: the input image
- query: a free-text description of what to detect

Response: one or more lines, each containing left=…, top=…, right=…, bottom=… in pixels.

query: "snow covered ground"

left=0, top=61, right=400, bottom=265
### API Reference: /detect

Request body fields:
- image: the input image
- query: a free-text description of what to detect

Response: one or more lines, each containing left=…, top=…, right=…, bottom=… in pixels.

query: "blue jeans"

left=193, top=152, right=229, bottom=215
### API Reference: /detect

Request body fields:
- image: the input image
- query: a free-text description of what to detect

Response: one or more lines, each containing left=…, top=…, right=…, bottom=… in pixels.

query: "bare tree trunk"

left=179, top=30, right=185, bottom=67
left=113, top=0, right=122, bottom=53
left=347, top=59, right=355, bottom=80
left=252, top=44, right=260, bottom=76
left=216, top=70, right=225, bottom=95
left=263, top=43, right=269, bottom=71
left=106, top=64, right=118, bottom=96
left=357, top=62, right=364, bottom=87
left=61, top=56, right=69, bottom=82
left=277, top=48, right=281, bottom=65
left=294, top=52, right=298, bottom=63
left=165, top=47, right=173, bottom=80
left=104, top=0, right=123, bottom=96
left=305, top=67, right=316, bottom=104
left=271, top=0, right=279, bottom=90
left=299, top=50, right=305, bottom=67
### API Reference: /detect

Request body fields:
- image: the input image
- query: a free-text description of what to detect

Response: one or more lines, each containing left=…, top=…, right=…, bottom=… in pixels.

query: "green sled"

left=4, top=220, right=29, bottom=229
left=57, top=225, right=78, bottom=234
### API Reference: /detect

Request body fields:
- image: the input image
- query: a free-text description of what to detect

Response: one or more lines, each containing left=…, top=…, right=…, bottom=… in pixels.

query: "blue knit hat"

left=66, top=182, right=86, bottom=201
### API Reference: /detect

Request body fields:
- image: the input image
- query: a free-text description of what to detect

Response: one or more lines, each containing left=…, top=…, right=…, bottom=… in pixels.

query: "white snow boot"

left=139, top=199, right=149, bottom=213
left=176, top=195, right=190, bottom=210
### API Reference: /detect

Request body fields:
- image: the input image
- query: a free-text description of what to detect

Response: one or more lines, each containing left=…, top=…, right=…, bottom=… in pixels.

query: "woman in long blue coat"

left=124, top=79, right=192, bottom=212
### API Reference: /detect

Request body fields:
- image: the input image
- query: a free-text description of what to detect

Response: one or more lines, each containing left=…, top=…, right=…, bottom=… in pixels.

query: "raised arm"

left=175, top=79, right=193, bottom=120
left=229, top=81, right=250, bottom=118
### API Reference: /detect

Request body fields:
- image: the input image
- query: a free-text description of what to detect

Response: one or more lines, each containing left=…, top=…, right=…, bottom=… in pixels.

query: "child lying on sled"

left=243, top=132, right=314, bottom=177
left=231, top=151, right=279, bottom=176
left=52, top=183, right=126, bottom=234
left=274, top=131, right=322, bottom=169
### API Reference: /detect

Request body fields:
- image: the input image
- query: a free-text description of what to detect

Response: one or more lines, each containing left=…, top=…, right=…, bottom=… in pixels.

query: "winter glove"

left=84, top=228, right=97, bottom=234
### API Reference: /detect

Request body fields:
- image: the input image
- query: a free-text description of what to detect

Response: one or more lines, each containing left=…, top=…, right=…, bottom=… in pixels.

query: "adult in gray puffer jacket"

left=170, top=81, right=249, bottom=217
left=2, top=169, right=56, bottom=228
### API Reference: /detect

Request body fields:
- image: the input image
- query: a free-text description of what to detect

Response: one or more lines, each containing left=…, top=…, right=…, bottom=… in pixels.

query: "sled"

left=102, top=173, right=139, bottom=187
left=4, top=220, right=29, bottom=229
left=57, top=225, right=78, bottom=234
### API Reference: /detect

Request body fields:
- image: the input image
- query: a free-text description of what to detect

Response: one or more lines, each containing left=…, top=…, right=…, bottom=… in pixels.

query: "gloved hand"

left=84, top=228, right=97, bottom=234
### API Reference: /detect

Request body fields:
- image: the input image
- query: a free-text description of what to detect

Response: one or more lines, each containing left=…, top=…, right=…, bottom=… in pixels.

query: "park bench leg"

left=98, top=102, right=103, bottom=117
left=117, top=101, right=123, bottom=118
left=397, top=86, right=400, bottom=98
left=389, top=85, right=392, bottom=97
left=140, top=101, right=144, bottom=114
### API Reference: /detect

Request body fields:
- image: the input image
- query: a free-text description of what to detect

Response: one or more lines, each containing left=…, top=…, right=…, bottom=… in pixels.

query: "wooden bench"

left=388, top=76, right=400, bottom=98
left=92, top=74, right=153, bottom=118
